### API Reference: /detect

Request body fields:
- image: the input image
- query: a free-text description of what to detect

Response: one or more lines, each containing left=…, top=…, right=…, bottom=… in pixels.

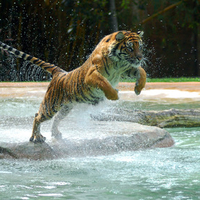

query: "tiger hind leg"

left=51, top=105, right=73, bottom=140
left=29, top=112, right=49, bottom=143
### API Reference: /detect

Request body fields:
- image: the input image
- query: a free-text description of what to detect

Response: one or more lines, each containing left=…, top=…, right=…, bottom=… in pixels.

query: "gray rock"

left=0, top=121, right=174, bottom=160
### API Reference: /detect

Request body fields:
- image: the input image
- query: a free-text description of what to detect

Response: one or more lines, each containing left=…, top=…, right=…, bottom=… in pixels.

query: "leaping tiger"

left=0, top=31, right=146, bottom=143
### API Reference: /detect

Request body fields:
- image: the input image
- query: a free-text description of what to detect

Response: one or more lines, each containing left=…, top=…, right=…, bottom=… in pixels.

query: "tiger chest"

left=103, top=61, right=130, bottom=87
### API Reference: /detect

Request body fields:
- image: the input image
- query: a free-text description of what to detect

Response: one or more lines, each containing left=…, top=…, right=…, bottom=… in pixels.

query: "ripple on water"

left=0, top=145, right=200, bottom=199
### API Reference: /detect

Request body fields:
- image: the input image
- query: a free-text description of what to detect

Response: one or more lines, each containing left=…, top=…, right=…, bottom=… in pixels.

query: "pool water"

left=0, top=94, right=200, bottom=200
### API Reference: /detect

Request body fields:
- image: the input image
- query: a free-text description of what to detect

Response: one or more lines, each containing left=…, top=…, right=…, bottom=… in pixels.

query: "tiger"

left=0, top=30, right=146, bottom=143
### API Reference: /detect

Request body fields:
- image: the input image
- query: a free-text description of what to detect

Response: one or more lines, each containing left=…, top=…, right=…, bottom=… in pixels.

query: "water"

left=0, top=93, right=200, bottom=199
left=0, top=135, right=200, bottom=199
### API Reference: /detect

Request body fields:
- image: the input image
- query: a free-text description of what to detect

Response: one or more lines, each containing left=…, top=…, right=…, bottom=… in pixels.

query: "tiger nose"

left=136, top=53, right=143, bottom=61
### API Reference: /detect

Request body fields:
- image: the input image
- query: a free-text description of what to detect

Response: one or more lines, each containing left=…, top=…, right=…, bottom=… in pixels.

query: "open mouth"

left=129, top=59, right=141, bottom=67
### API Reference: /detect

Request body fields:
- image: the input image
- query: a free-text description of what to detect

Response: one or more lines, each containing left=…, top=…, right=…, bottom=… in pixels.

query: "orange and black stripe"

left=0, top=41, right=64, bottom=75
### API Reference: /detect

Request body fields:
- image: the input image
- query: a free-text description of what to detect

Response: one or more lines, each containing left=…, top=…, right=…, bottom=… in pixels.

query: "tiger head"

left=102, top=31, right=144, bottom=68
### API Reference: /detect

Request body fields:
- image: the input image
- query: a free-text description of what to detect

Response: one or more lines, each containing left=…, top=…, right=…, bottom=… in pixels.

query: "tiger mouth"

left=127, top=59, right=141, bottom=67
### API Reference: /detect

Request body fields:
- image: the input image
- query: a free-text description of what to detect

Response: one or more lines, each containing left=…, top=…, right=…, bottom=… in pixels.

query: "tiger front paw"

left=134, top=82, right=145, bottom=95
left=134, top=86, right=141, bottom=95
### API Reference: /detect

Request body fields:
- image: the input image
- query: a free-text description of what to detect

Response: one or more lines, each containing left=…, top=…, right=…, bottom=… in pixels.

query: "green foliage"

left=121, top=77, right=200, bottom=82
left=147, top=77, right=200, bottom=82
left=0, top=0, right=200, bottom=81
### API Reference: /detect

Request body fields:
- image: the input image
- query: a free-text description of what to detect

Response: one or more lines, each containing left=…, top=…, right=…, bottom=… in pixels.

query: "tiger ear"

left=115, top=32, right=125, bottom=41
left=137, top=31, right=144, bottom=37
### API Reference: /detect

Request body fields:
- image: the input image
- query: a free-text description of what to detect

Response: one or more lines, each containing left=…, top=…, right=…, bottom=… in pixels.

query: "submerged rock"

left=0, top=121, right=174, bottom=160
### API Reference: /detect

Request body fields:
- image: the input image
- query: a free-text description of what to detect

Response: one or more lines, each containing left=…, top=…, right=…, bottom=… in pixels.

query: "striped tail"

left=0, top=41, right=65, bottom=75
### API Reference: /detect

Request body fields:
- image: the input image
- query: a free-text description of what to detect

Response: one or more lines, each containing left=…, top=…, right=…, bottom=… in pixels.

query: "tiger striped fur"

left=0, top=31, right=146, bottom=143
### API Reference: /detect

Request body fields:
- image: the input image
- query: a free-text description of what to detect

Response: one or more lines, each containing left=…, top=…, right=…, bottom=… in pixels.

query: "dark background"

left=0, top=0, right=200, bottom=81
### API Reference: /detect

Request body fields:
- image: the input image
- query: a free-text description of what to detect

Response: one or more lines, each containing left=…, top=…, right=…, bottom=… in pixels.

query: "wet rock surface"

left=92, top=108, right=200, bottom=128
left=0, top=122, right=174, bottom=160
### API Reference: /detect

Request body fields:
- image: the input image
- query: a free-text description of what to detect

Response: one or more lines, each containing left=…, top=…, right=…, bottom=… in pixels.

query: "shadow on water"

left=0, top=94, right=200, bottom=199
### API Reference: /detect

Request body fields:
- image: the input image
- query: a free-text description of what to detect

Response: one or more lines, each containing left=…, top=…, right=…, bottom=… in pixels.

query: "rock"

left=92, top=108, right=200, bottom=128
left=0, top=121, right=174, bottom=160
left=51, top=122, right=174, bottom=158
left=0, top=142, right=55, bottom=160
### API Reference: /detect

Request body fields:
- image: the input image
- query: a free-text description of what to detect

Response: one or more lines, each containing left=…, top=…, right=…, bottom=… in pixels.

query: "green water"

left=0, top=129, right=200, bottom=200
left=0, top=97, right=200, bottom=199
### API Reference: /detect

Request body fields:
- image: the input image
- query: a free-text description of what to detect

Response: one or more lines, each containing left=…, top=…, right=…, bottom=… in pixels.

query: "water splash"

left=0, top=54, right=51, bottom=81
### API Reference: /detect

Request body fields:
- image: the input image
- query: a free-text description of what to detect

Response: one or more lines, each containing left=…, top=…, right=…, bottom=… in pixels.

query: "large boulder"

left=0, top=121, right=174, bottom=160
